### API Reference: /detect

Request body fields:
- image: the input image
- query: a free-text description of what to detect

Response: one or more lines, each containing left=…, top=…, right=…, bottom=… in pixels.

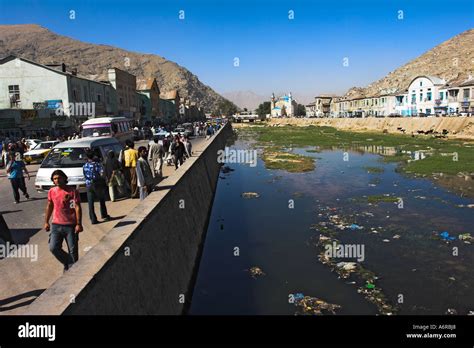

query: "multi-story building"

left=0, top=55, right=117, bottom=132
left=459, top=77, right=474, bottom=115
left=313, top=96, right=333, bottom=117
left=305, top=102, right=316, bottom=117
left=137, top=78, right=161, bottom=123
left=107, top=67, right=138, bottom=119
left=406, top=75, right=446, bottom=116
left=160, top=90, right=180, bottom=124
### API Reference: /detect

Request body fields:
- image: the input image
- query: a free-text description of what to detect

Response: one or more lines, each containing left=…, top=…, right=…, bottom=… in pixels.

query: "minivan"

left=35, top=137, right=123, bottom=193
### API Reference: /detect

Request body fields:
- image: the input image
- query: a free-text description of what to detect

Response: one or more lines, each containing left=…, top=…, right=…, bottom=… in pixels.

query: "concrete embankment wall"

left=269, top=117, right=474, bottom=140
left=24, top=123, right=232, bottom=315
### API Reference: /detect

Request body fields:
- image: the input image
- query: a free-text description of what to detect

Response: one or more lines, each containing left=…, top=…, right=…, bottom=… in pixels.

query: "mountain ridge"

left=0, top=24, right=236, bottom=112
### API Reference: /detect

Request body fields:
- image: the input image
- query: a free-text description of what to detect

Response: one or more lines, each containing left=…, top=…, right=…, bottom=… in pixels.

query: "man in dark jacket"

left=171, top=136, right=185, bottom=170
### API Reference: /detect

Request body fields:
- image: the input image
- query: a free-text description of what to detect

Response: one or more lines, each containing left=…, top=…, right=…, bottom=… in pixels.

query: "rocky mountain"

left=0, top=24, right=236, bottom=112
left=345, top=28, right=474, bottom=98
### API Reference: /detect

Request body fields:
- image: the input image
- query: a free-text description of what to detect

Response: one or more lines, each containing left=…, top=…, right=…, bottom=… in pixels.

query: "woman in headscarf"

left=104, top=150, right=122, bottom=202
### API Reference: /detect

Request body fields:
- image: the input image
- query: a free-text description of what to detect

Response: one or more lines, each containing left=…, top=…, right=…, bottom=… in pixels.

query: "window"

left=419, top=93, right=423, bottom=102
left=420, top=81, right=423, bottom=87
left=97, top=94, right=102, bottom=102
left=439, top=92, right=444, bottom=100
left=119, top=97, right=123, bottom=105
left=8, top=85, right=20, bottom=106
left=411, top=94, right=416, bottom=104
left=427, top=91, right=432, bottom=101
left=463, top=89, right=470, bottom=99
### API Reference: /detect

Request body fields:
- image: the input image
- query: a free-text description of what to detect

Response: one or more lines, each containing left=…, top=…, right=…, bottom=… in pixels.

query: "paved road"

left=0, top=136, right=209, bottom=314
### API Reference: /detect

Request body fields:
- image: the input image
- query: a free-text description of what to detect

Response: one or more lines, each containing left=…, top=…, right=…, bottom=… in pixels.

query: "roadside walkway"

left=0, top=136, right=209, bottom=314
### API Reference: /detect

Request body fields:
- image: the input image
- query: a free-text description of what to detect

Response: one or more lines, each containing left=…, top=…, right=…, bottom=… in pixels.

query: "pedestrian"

left=171, top=136, right=185, bottom=169
left=83, top=150, right=111, bottom=224
left=6, top=152, right=30, bottom=204
left=123, top=140, right=139, bottom=198
left=206, top=124, right=213, bottom=139
left=43, top=170, right=82, bottom=272
left=148, top=137, right=165, bottom=178
left=136, top=146, right=154, bottom=200
left=104, top=150, right=124, bottom=202
left=163, top=135, right=172, bottom=166
left=183, top=136, right=192, bottom=158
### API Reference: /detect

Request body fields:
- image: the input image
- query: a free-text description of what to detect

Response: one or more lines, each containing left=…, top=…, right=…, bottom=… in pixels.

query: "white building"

left=270, top=92, right=298, bottom=117
left=0, top=55, right=117, bottom=125
left=406, top=75, right=446, bottom=116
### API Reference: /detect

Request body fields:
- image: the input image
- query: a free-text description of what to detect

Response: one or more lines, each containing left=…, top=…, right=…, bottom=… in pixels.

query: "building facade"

left=270, top=92, right=298, bottom=117
left=107, top=67, right=139, bottom=119
left=0, top=55, right=117, bottom=133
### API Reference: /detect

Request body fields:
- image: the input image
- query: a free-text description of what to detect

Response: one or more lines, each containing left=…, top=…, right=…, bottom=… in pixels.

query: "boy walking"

left=44, top=170, right=82, bottom=272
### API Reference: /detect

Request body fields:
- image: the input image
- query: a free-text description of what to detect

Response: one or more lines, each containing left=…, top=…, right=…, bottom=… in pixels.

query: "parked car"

left=35, top=137, right=123, bottom=193
left=23, top=140, right=60, bottom=164
left=25, top=139, right=42, bottom=151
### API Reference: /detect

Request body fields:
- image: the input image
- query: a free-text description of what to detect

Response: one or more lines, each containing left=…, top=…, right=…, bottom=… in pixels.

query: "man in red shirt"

left=44, top=170, right=83, bottom=272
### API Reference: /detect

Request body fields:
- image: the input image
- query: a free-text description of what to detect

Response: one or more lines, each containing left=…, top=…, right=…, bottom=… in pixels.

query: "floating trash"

left=336, top=262, right=358, bottom=272
left=458, top=233, right=473, bottom=241
left=366, top=283, right=376, bottom=290
left=241, top=192, right=260, bottom=199
left=382, top=239, right=390, bottom=243
left=221, top=166, right=235, bottom=174
left=392, top=235, right=401, bottom=239
left=247, top=266, right=265, bottom=278
left=348, top=223, right=363, bottom=230
left=440, top=231, right=456, bottom=241
left=293, top=294, right=341, bottom=315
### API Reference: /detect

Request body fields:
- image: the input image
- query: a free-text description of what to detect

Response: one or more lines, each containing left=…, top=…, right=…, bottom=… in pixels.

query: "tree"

left=214, top=100, right=238, bottom=117
left=297, top=104, right=306, bottom=117
left=256, top=101, right=271, bottom=120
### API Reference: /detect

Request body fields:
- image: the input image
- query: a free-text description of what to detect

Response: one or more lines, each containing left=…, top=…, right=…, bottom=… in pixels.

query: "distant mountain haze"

left=0, top=24, right=237, bottom=113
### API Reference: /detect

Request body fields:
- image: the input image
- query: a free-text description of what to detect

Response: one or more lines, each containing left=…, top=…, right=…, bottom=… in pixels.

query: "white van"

left=81, top=117, right=133, bottom=144
left=35, top=137, right=123, bottom=193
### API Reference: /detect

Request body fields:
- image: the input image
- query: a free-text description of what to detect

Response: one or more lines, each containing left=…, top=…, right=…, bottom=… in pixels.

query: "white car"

left=23, top=141, right=60, bottom=164
left=25, top=139, right=42, bottom=151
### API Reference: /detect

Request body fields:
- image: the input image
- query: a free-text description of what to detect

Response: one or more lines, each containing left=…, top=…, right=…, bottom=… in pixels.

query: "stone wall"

left=24, top=123, right=232, bottom=315
left=268, top=117, right=474, bottom=140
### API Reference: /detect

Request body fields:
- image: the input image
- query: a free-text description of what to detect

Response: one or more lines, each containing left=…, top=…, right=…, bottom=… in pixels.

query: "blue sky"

left=1, top=0, right=473, bottom=102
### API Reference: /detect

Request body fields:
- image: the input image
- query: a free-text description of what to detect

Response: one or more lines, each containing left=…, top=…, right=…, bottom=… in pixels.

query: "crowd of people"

left=1, top=121, right=223, bottom=272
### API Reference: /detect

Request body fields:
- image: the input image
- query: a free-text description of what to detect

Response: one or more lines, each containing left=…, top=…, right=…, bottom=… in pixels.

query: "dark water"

left=189, top=137, right=474, bottom=315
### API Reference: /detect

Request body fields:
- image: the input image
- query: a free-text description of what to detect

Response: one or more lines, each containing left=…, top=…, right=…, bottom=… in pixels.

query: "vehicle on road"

left=25, top=139, right=42, bottom=150
left=172, top=127, right=192, bottom=138
left=23, top=141, right=60, bottom=164
left=35, top=137, right=123, bottom=193
left=81, top=117, right=133, bottom=144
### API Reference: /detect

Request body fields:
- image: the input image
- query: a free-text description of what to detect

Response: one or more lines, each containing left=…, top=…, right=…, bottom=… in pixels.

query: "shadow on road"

left=0, top=210, right=22, bottom=215
left=114, top=220, right=136, bottom=228
left=0, top=289, right=45, bottom=312
left=10, top=228, right=42, bottom=244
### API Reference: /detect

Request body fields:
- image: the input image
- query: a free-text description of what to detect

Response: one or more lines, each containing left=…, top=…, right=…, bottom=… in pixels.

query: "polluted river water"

left=189, top=127, right=474, bottom=315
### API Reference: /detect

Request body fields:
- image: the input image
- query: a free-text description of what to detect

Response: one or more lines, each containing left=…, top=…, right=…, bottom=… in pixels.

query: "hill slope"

left=345, top=28, right=474, bottom=98
left=0, top=24, right=236, bottom=112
